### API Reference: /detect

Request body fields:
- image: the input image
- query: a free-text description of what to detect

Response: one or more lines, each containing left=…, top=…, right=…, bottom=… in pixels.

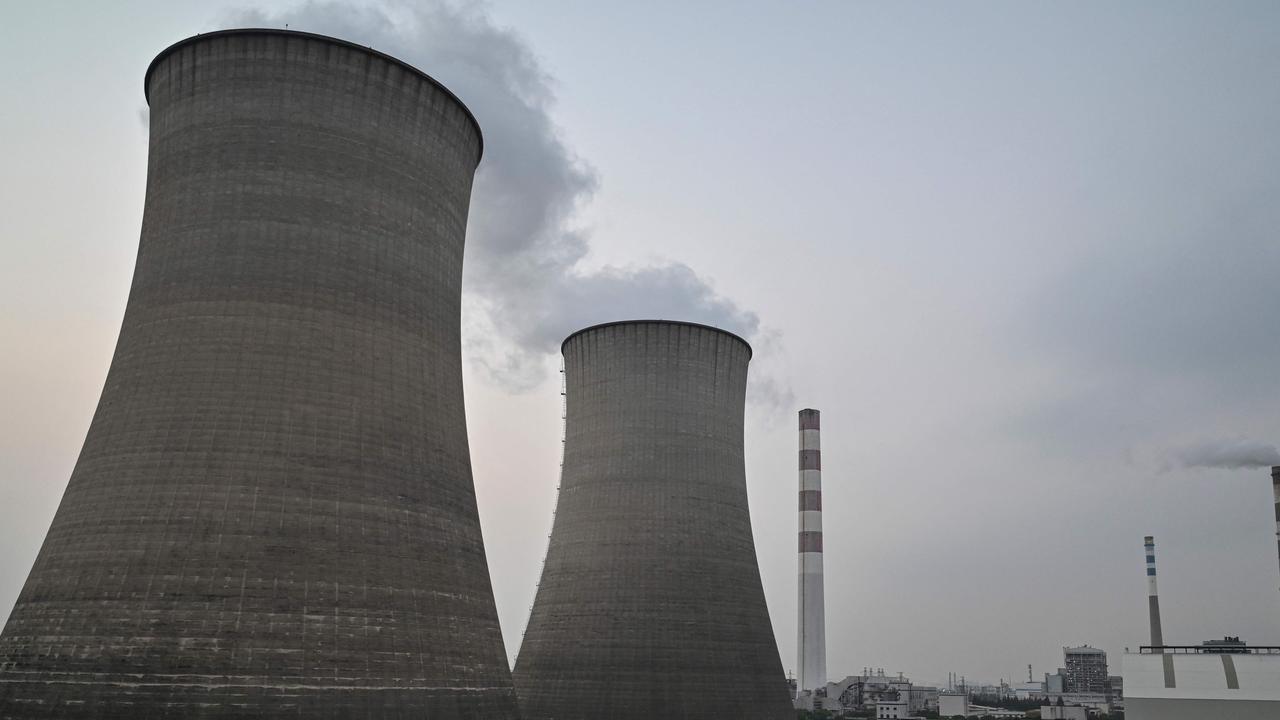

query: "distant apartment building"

left=1107, top=674, right=1124, bottom=711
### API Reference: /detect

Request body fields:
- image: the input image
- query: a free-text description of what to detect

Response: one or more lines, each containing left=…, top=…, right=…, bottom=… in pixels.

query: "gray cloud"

left=1172, top=440, right=1280, bottom=470
left=228, top=1, right=762, bottom=390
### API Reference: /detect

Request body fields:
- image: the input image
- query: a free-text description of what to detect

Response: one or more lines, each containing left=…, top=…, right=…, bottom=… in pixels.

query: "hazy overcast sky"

left=2, top=0, right=1279, bottom=686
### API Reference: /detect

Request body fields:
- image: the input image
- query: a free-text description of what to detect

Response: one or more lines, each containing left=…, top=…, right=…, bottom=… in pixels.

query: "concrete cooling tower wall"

left=0, top=29, right=519, bottom=719
left=512, top=320, right=793, bottom=720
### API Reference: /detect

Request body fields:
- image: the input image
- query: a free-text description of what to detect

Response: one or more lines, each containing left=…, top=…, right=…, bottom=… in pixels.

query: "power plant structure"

left=797, top=408, right=828, bottom=693
left=1123, top=494, right=1280, bottom=719
left=1272, top=466, right=1280, bottom=587
left=1144, top=536, right=1164, bottom=650
left=512, top=320, right=793, bottom=720
left=0, top=30, right=520, bottom=718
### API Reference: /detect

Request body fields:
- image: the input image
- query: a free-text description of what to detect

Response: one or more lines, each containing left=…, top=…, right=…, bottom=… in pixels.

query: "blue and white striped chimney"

left=1145, top=535, right=1164, bottom=651
left=1272, top=467, right=1280, bottom=590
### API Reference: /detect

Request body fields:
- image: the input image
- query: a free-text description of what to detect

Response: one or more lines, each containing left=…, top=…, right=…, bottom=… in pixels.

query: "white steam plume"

left=1173, top=439, right=1280, bottom=470
left=227, top=1, right=768, bottom=394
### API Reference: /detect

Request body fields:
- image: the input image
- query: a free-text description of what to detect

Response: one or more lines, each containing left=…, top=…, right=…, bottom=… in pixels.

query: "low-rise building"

left=908, top=684, right=941, bottom=711
left=1045, top=669, right=1067, bottom=693
left=966, top=705, right=1025, bottom=718
left=1040, top=703, right=1088, bottom=720
left=875, top=697, right=912, bottom=718
left=1034, top=691, right=1110, bottom=713
left=938, top=692, right=968, bottom=717
left=1012, top=680, right=1045, bottom=700
left=817, top=670, right=916, bottom=714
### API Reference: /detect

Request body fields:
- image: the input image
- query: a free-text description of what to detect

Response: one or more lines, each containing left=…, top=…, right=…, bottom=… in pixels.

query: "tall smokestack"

left=1272, top=467, right=1280, bottom=586
left=1144, top=535, right=1164, bottom=651
left=797, top=408, right=827, bottom=692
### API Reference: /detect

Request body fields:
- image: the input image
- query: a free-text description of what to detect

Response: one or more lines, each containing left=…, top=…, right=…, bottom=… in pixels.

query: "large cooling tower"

left=0, top=30, right=519, bottom=718
left=512, top=320, right=793, bottom=720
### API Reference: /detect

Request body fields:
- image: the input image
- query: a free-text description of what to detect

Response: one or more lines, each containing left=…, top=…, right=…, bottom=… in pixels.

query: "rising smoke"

left=1172, top=439, right=1280, bottom=470
left=228, top=1, right=765, bottom=392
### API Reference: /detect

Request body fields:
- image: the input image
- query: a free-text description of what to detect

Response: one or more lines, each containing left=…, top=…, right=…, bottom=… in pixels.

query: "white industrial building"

left=937, top=692, right=968, bottom=717
left=936, top=692, right=1022, bottom=718
left=1012, top=680, right=1045, bottom=700
left=1123, top=647, right=1280, bottom=719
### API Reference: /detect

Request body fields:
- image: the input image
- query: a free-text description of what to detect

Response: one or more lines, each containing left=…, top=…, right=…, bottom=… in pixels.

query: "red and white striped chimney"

left=797, top=408, right=826, bottom=693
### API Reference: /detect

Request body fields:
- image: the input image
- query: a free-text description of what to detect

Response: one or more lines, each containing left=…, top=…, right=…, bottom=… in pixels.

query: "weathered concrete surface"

left=513, top=320, right=793, bottom=720
left=0, top=30, right=519, bottom=719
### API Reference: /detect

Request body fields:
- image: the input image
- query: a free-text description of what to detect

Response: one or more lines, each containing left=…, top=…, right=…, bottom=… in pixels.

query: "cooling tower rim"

left=561, top=319, right=752, bottom=359
left=143, top=28, right=484, bottom=164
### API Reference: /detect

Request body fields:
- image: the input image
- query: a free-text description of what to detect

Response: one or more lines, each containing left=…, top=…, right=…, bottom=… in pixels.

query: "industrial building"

left=934, top=690, right=1028, bottom=719
left=1040, top=702, right=1089, bottom=720
left=1033, top=646, right=1116, bottom=713
left=873, top=695, right=914, bottom=719
left=801, top=670, right=939, bottom=715
left=1122, top=503, right=1280, bottom=719
left=1123, top=644, right=1280, bottom=719
left=1063, top=645, right=1109, bottom=694
left=938, top=692, right=969, bottom=717
left=512, top=321, right=793, bottom=719
left=0, top=30, right=519, bottom=718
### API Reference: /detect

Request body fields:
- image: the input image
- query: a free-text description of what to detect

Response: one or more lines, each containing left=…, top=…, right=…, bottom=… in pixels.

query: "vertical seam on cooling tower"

left=523, top=344, right=571, bottom=643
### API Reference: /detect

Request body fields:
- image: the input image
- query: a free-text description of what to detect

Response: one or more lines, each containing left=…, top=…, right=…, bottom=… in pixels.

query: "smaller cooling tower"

left=513, top=320, right=793, bottom=720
